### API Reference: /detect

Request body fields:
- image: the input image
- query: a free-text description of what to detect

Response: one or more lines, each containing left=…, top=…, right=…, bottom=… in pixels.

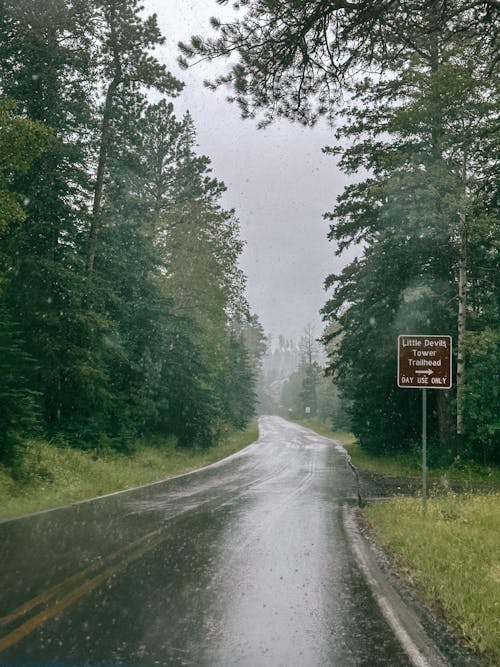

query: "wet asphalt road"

left=0, top=416, right=415, bottom=666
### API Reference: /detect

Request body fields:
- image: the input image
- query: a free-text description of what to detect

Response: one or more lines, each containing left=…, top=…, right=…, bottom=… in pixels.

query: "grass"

left=365, top=494, right=500, bottom=666
left=0, top=420, right=258, bottom=521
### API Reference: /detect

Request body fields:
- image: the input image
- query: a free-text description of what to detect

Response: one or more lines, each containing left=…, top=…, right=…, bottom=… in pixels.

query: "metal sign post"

left=398, top=335, right=452, bottom=515
left=422, top=387, right=427, bottom=515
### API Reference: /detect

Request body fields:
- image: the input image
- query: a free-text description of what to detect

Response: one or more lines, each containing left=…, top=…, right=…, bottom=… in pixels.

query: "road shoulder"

left=343, top=505, right=485, bottom=667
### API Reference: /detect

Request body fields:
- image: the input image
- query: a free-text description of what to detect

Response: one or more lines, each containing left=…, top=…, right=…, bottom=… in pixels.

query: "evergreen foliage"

left=180, top=0, right=498, bottom=126
left=0, top=0, right=264, bottom=460
left=320, top=9, right=499, bottom=460
left=0, top=308, right=40, bottom=464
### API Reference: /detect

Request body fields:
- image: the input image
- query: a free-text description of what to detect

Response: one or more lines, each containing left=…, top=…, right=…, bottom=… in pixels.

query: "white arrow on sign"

left=416, top=369, right=433, bottom=375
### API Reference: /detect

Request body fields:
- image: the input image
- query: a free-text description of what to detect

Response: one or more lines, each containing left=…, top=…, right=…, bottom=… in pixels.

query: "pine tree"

left=86, top=0, right=183, bottom=273
left=322, top=16, right=498, bottom=459
left=0, top=0, right=102, bottom=433
left=0, top=2, right=259, bottom=454
left=179, top=0, right=498, bottom=125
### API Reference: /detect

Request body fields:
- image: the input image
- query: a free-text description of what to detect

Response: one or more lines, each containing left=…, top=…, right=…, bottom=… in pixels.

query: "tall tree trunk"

left=456, top=172, right=468, bottom=437
left=429, top=0, right=442, bottom=160
left=86, top=3, right=121, bottom=273
left=86, top=80, right=119, bottom=273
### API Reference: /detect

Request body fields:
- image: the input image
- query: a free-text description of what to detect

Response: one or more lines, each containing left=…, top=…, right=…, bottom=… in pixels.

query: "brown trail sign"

left=398, top=335, right=452, bottom=389
left=397, top=334, right=452, bottom=516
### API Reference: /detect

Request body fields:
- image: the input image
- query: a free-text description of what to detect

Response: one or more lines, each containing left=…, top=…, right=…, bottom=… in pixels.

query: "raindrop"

left=23, top=197, right=30, bottom=206
left=369, top=317, right=376, bottom=326
left=32, top=73, right=39, bottom=81
left=47, top=296, right=53, bottom=304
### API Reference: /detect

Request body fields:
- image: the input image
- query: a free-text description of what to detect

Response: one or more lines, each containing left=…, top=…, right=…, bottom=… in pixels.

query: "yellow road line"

left=0, top=528, right=165, bottom=654
left=0, top=558, right=109, bottom=628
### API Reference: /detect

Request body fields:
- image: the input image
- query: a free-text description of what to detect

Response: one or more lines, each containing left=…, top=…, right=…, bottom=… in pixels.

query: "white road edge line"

left=343, top=505, right=449, bottom=667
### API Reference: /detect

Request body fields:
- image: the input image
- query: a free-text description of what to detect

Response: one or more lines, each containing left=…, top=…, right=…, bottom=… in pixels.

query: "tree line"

left=183, top=0, right=499, bottom=464
left=278, top=327, right=352, bottom=430
left=0, top=0, right=265, bottom=465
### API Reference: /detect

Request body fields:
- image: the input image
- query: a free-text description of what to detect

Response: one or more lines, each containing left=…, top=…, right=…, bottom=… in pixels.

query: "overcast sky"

left=144, top=1, right=351, bottom=343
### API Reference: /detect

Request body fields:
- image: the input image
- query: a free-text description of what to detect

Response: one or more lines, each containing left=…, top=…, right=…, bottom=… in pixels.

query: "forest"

left=181, top=0, right=499, bottom=465
left=1, top=0, right=498, bottom=471
left=320, top=24, right=499, bottom=464
left=320, top=4, right=499, bottom=464
left=0, top=0, right=266, bottom=468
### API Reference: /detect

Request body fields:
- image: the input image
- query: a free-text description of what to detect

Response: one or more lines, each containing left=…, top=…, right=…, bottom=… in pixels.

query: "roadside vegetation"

left=0, top=421, right=258, bottom=522
left=365, top=494, right=500, bottom=667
